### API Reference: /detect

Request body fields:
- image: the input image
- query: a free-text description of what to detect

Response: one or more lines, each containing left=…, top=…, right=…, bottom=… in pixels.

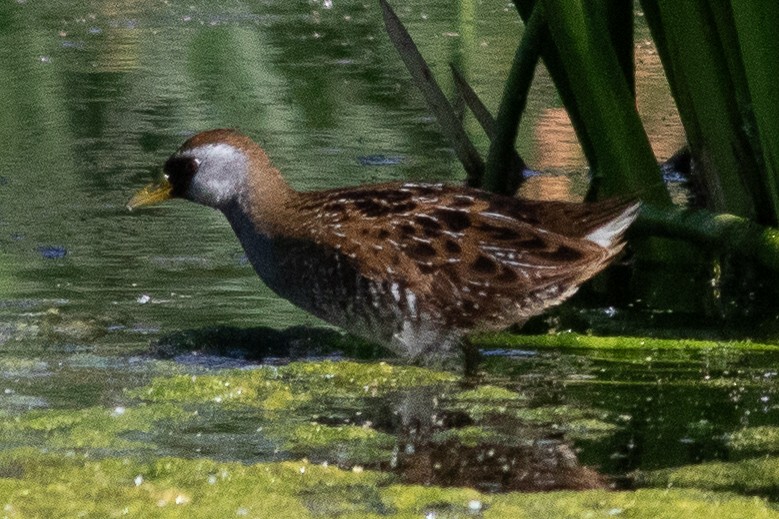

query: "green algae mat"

left=0, top=450, right=776, bottom=518
left=0, top=329, right=777, bottom=517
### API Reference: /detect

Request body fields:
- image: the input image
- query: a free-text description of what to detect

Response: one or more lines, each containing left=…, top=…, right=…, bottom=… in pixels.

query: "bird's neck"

left=235, top=145, right=300, bottom=237
left=219, top=145, right=305, bottom=288
left=222, top=201, right=281, bottom=285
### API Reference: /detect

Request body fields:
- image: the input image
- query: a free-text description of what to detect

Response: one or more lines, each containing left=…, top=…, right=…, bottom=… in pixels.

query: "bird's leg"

left=461, top=336, right=483, bottom=380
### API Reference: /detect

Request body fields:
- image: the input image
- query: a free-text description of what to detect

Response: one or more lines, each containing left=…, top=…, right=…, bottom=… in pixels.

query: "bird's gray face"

left=127, top=129, right=260, bottom=212
left=165, top=143, right=248, bottom=210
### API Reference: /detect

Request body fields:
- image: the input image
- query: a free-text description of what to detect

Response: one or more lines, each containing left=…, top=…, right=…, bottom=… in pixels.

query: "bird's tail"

left=583, top=200, right=641, bottom=249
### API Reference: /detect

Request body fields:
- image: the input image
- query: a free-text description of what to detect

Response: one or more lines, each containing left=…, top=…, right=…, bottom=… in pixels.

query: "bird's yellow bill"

left=127, top=179, right=173, bottom=210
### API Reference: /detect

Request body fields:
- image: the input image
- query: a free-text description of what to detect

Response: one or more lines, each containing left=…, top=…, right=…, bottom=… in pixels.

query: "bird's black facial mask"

left=164, top=156, right=201, bottom=197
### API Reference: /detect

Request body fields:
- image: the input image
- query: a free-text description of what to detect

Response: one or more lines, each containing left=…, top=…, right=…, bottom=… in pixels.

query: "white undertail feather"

left=584, top=201, right=641, bottom=248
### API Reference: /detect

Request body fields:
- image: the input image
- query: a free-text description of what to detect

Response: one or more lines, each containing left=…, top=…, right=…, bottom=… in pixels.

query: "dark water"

left=1, top=0, right=774, bottom=503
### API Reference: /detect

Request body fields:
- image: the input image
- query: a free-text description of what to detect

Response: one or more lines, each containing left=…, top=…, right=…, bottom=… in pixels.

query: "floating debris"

left=357, top=154, right=404, bottom=166
left=36, top=245, right=67, bottom=259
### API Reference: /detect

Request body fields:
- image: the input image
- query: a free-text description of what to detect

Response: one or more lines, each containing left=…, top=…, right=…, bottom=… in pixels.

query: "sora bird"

left=129, top=129, right=639, bottom=362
